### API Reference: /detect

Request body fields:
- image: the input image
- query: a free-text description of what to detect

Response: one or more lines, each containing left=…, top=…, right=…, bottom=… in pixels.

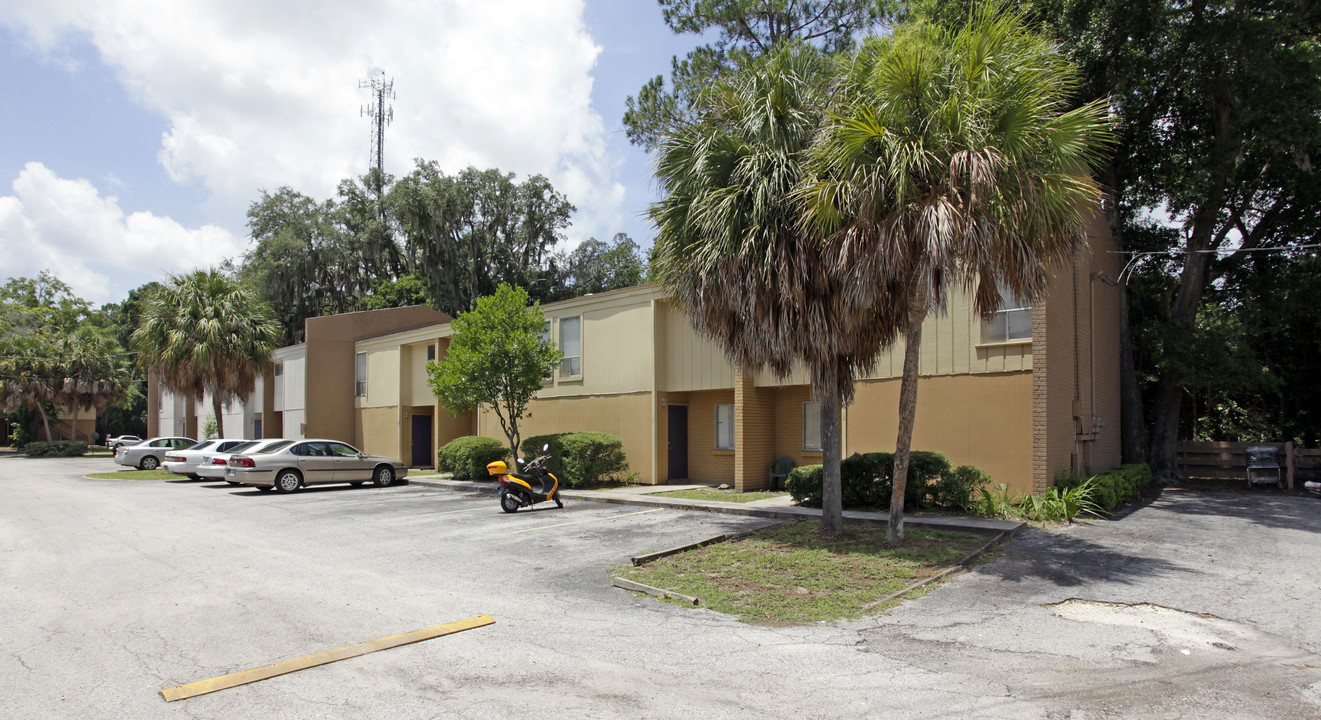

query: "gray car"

left=226, top=439, right=408, bottom=493
left=114, top=437, right=197, bottom=470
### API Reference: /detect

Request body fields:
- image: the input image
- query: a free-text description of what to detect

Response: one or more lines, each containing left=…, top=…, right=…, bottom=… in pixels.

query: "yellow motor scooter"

left=488, top=446, right=563, bottom=513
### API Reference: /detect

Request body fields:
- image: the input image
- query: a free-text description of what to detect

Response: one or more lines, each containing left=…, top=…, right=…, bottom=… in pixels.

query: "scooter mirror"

left=542, top=444, right=549, bottom=451
left=516, top=457, right=524, bottom=464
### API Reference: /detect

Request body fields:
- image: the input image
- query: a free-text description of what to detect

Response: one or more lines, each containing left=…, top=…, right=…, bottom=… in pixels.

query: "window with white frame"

left=559, top=316, right=581, bottom=377
left=802, top=401, right=822, bottom=451
left=715, top=404, right=735, bottom=450
left=355, top=352, right=367, bottom=397
left=981, top=283, right=1033, bottom=342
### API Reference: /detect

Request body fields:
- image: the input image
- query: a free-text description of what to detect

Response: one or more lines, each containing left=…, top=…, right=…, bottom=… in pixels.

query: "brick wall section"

left=733, top=369, right=776, bottom=491
left=1031, top=299, right=1049, bottom=493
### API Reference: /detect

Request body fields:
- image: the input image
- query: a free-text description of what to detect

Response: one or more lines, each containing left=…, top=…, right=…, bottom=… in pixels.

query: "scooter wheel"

left=500, top=493, right=520, bottom=513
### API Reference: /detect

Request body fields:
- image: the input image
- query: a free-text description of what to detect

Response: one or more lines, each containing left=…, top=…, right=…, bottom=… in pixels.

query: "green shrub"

left=24, top=440, right=90, bottom=458
left=785, top=464, right=824, bottom=505
left=436, top=436, right=508, bottom=480
left=520, top=432, right=629, bottom=487
left=786, top=451, right=984, bottom=511
left=935, top=465, right=992, bottom=511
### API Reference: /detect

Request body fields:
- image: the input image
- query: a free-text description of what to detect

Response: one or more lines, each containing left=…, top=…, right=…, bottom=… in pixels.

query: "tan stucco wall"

left=846, top=372, right=1035, bottom=494
left=356, top=406, right=400, bottom=460
left=772, top=385, right=824, bottom=470
left=477, top=392, right=655, bottom=482
left=1036, top=212, right=1122, bottom=489
left=304, top=305, right=449, bottom=445
left=684, top=390, right=736, bottom=485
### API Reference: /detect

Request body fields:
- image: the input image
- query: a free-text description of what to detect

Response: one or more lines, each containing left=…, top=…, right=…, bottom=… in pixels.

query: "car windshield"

left=187, top=441, right=217, bottom=451
left=226, top=441, right=259, bottom=454
left=254, top=440, right=294, bottom=454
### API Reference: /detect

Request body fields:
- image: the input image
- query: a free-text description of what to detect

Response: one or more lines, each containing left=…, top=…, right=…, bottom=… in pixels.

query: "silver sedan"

left=227, top=439, right=408, bottom=493
left=114, top=437, right=197, bottom=470
left=162, top=438, right=250, bottom=479
left=196, top=439, right=292, bottom=481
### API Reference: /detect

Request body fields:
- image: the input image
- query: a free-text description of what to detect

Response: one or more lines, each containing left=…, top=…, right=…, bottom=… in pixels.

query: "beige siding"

left=847, top=373, right=1034, bottom=494
left=541, top=299, right=655, bottom=397
left=659, top=301, right=735, bottom=392
left=360, top=347, right=400, bottom=409
left=406, top=343, right=433, bottom=407
left=772, top=385, right=824, bottom=471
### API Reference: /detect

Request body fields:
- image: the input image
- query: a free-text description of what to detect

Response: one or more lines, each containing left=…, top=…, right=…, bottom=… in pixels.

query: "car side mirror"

left=358, top=453, right=366, bottom=459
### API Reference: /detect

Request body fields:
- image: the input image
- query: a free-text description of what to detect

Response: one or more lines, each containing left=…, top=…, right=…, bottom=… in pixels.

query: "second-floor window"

left=559, top=316, right=581, bottom=377
left=355, top=353, right=367, bottom=397
left=981, top=283, right=1032, bottom=342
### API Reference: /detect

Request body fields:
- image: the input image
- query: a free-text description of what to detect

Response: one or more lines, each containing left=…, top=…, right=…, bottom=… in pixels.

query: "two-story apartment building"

left=151, top=215, right=1121, bottom=495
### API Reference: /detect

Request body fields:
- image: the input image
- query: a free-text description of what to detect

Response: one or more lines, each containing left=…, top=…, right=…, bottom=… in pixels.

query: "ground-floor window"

left=803, top=400, right=822, bottom=451
left=715, top=403, right=735, bottom=450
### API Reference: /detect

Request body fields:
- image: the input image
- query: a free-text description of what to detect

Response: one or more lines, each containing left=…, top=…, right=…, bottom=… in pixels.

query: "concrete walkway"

left=407, top=475, right=1023, bottom=535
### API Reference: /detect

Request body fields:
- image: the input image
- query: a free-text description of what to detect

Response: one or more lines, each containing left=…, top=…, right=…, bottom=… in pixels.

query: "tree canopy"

left=624, top=0, right=892, bottom=150
left=426, top=283, right=563, bottom=459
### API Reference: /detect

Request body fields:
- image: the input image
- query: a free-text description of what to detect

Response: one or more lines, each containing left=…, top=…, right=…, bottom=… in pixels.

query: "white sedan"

left=196, top=439, right=293, bottom=483
left=161, top=439, right=251, bottom=480
left=114, top=437, right=197, bottom=470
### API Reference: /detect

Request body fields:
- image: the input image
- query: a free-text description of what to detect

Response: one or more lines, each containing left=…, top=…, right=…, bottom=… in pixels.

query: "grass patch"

left=85, top=469, right=181, bottom=480
left=615, top=521, right=985, bottom=623
left=653, top=488, right=789, bottom=503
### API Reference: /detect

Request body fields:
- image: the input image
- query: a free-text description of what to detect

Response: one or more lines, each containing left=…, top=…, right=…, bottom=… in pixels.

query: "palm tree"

left=58, top=326, right=131, bottom=441
left=0, top=334, right=58, bottom=441
left=132, top=269, right=282, bottom=439
left=650, top=45, right=903, bottom=534
left=800, top=10, right=1112, bottom=540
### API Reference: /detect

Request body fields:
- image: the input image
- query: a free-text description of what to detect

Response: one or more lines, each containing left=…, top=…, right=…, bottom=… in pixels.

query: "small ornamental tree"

left=426, top=283, right=562, bottom=460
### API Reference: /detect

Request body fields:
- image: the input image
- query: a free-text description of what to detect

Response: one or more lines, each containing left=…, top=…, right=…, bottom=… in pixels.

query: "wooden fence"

left=1176, top=441, right=1321, bottom=489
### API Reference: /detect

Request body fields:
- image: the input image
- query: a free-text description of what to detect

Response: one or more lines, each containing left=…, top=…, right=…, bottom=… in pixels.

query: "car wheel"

left=139, top=456, right=159, bottom=471
left=188, top=474, right=201, bottom=481
left=225, top=481, right=240, bottom=486
left=500, top=492, right=520, bottom=513
left=274, top=470, right=302, bottom=493
left=372, top=466, right=394, bottom=488
left=350, top=481, right=364, bottom=487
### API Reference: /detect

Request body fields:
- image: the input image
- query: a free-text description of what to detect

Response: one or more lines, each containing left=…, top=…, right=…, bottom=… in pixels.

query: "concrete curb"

left=407, top=477, right=1024, bottom=536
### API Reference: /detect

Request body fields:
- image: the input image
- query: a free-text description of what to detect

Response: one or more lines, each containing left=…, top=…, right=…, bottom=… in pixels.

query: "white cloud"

left=1, top=0, right=625, bottom=248
left=0, top=162, right=245, bottom=304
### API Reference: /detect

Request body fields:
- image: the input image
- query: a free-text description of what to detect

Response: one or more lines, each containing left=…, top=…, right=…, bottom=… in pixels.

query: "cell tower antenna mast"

left=359, top=73, right=395, bottom=173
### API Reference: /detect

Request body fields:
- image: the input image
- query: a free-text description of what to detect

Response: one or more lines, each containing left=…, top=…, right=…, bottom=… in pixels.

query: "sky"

left=0, top=0, right=704, bottom=306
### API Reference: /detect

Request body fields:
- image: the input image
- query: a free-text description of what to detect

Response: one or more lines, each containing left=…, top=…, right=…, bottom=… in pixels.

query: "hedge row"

left=436, top=436, right=508, bottom=480
left=520, top=432, right=629, bottom=488
left=1057, top=463, right=1152, bottom=513
left=785, top=451, right=990, bottom=512
left=24, top=441, right=90, bottom=458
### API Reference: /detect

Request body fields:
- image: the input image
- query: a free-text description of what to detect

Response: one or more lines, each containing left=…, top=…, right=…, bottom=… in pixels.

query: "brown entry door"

left=667, top=405, right=688, bottom=481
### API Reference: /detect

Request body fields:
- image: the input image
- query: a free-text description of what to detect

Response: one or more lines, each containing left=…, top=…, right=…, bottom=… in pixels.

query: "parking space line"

left=467, top=509, right=664, bottom=542
left=295, top=492, right=467, bottom=510
left=369, top=506, right=490, bottom=523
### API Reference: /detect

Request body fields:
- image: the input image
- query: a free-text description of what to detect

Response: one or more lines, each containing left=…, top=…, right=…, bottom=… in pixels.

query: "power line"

left=1113, top=242, right=1321, bottom=282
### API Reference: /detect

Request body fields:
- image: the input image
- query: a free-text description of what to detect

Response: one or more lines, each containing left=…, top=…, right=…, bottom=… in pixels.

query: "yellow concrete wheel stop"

left=159, top=614, right=495, bottom=702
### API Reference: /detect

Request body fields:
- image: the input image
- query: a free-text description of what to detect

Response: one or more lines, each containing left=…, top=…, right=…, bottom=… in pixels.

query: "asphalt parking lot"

left=3, top=457, right=1320, bottom=719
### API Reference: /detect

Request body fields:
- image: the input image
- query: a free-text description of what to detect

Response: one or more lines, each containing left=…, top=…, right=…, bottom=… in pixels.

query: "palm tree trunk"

left=37, top=403, right=52, bottom=442
left=212, top=394, right=225, bottom=439
left=819, top=363, right=843, bottom=535
left=888, top=301, right=927, bottom=544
